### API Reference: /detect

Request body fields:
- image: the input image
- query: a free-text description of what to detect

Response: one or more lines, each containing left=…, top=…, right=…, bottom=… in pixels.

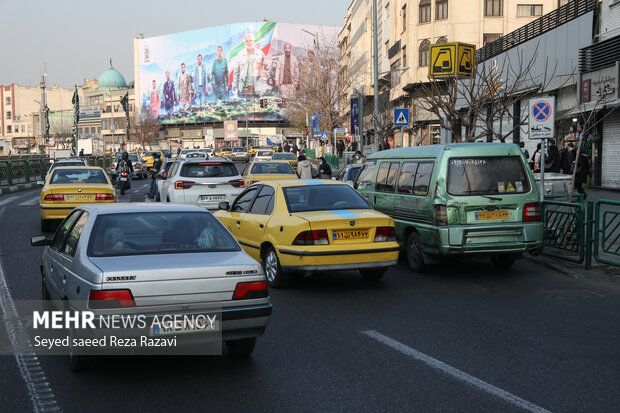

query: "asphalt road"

left=1, top=173, right=620, bottom=412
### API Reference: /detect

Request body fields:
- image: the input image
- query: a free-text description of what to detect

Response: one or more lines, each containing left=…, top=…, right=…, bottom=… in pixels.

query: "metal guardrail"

left=324, top=154, right=340, bottom=170
left=0, top=157, right=52, bottom=187
left=594, top=200, right=620, bottom=267
left=542, top=200, right=585, bottom=263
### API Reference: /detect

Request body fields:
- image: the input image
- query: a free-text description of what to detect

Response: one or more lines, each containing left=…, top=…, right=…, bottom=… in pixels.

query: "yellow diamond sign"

left=429, top=42, right=476, bottom=78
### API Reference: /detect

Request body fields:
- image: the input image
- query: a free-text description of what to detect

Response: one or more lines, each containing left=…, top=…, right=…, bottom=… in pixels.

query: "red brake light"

left=175, top=180, right=195, bottom=190
left=229, top=179, right=246, bottom=188
left=120, top=171, right=128, bottom=177
left=374, top=226, right=396, bottom=242
left=232, top=281, right=269, bottom=300
left=111, top=163, right=115, bottom=169
left=433, top=205, right=448, bottom=226
left=44, top=194, right=64, bottom=201
left=293, top=230, right=329, bottom=245
left=88, top=289, right=135, bottom=309
left=523, top=202, right=541, bottom=222
left=95, top=193, right=115, bottom=201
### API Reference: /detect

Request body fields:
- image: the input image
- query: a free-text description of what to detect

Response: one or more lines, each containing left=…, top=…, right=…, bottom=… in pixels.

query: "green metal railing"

left=0, top=156, right=52, bottom=187
left=594, top=200, right=620, bottom=267
left=305, top=149, right=316, bottom=159
left=324, top=154, right=340, bottom=170
left=542, top=200, right=585, bottom=263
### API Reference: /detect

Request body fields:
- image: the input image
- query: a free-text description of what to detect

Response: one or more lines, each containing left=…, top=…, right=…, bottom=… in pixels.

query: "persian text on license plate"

left=200, top=195, right=225, bottom=202
left=66, top=195, right=94, bottom=201
left=475, top=211, right=510, bottom=220
left=333, top=230, right=369, bottom=240
left=151, top=315, right=219, bottom=336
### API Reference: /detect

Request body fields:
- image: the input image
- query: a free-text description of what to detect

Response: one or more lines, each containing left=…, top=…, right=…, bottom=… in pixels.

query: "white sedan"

left=254, top=150, right=274, bottom=162
left=158, top=158, right=246, bottom=210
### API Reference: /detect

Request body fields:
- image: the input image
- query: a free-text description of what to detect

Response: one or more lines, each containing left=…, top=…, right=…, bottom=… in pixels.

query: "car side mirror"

left=218, top=201, right=230, bottom=211
left=31, top=235, right=52, bottom=246
left=345, top=180, right=354, bottom=187
left=36, top=180, right=44, bottom=186
left=331, top=177, right=336, bottom=180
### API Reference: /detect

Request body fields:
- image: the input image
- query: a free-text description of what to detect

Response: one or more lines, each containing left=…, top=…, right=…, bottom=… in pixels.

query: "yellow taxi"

left=248, top=146, right=261, bottom=156
left=39, top=166, right=116, bottom=232
left=142, top=151, right=164, bottom=168
left=218, top=147, right=232, bottom=158
left=214, top=180, right=399, bottom=288
left=270, top=152, right=298, bottom=170
left=241, top=161, right=299, bottom=186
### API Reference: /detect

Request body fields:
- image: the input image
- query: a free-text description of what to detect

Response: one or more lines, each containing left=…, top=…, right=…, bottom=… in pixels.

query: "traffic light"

left=281, top=98, right=286, bottom=108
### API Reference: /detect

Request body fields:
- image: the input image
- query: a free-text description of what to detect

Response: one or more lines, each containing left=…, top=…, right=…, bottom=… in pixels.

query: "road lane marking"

left=362, top=330, right=551, bottom=413
left=19, top=195, right=40, bottom=206
left=0, top=209, right=61, bottom=412
left=0, top=195, right=19, bottom=207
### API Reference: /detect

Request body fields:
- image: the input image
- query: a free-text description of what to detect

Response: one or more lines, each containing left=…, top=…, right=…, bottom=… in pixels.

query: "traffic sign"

left=394, top=108, right=409, bottom=126
left=528, top=97, right=555, bottom=139
left=320, top=131, right=329, bottom=140
left=429, top=42, right=476, bottom=78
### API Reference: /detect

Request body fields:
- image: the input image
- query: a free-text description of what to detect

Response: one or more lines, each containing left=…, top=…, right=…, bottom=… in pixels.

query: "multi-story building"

left=388, top=0, right=567, bottom=146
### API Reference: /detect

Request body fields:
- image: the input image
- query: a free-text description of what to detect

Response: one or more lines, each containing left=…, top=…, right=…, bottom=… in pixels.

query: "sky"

left=0, top=0, right=346, bottom=88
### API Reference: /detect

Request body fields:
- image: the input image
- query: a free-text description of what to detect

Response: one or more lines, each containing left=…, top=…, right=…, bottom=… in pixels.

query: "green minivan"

left=355, top=143, right=543, bottom=271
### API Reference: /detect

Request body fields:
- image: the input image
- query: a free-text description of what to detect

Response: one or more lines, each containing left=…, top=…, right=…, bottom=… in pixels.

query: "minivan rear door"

left=373, top=161, right=399, bottom=215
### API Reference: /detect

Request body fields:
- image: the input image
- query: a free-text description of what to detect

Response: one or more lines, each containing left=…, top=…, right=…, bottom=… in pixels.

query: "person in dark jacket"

left=147, top=152, right=162, bottom=199
left=319, top=157, right=332, bottom=179
left=573, top=149, right=590, bottom=196
left=545, top=140, right=561, bottom=173
left=560, top=143, right=575, bottom=174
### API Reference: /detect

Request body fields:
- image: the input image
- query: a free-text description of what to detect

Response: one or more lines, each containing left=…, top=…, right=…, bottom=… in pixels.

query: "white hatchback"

left=158, top=158, right=245, bottom=210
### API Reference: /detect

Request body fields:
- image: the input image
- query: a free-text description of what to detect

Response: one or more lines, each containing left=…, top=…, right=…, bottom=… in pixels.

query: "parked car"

left=356, top=143, right=543, bottom=271
left=109, top=153, right=147, bottom=179
left=214, top=180, right=399, bottom=287
left=334, top=164, right=363, bottom=186
left=157, top=158, right=245, bottom=209
left=39, top=166, right=115, bottom=232
left=231, top=147, right=250, bottom=162
left=254, top=150, right=274, bottom=162
left=241, top=161, right=299, bottom=186
left=31, top=203, right=271, bottom=370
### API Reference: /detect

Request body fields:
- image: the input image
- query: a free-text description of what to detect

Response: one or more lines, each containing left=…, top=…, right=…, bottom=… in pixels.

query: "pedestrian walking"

left=319, top=157, right=332, bottom=179
left=297, top=155, right=314, bottom=179
left=560, top=143, right=575, bottom=174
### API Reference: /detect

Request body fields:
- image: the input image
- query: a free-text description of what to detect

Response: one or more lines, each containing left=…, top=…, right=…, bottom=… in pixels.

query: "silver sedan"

left=31, top=203, right=271, bottom=370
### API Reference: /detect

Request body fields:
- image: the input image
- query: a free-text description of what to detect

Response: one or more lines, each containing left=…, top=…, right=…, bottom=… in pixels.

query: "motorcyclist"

left=148, top=152, right=163, bottom=199
left=116, top=151, right=134, bottom=186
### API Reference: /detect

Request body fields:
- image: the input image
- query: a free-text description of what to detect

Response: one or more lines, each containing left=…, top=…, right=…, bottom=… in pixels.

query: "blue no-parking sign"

left=528, top=97, right=555, bottom=139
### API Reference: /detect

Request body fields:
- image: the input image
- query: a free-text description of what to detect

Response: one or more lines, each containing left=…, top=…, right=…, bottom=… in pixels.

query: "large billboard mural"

left=136, top=22, right=339, bottom=125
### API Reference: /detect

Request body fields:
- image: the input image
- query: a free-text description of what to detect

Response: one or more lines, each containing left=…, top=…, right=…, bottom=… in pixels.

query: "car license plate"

left=120, top=177, right=128, bottom=182
left=200, top=195, right=225, bottom=202
left=66, top=195, right=94, bottom=201
left=333, top=230, right=369, bottom=240
left=151, top=315, right=219, bottom=336
left=475, top=211, right=510, bottom=220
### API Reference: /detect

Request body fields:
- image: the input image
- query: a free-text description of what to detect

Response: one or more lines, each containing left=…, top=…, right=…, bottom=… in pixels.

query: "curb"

left=525, top=255, right=583, bottom=278
left=0, top=183, right=38, bottom=195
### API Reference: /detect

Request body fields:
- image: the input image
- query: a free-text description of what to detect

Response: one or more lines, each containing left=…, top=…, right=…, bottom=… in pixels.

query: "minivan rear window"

left=180, top=162, right=238, bottom=178
left=447, top=156, right=531, bottom=195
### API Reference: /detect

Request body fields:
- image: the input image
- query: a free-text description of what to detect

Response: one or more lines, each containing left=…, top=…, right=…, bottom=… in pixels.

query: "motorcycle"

left=118, top=171, right=129, bottom=195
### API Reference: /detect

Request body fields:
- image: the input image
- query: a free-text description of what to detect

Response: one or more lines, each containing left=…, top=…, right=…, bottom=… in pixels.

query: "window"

left=396, top=162, right=434, bottom=195
left=447, top=157, right=530, bottom=195
left=114, top=105, right=120, bottom=112
left=402, top=4, right=407, bottom=32
left=52, top=211, right=82, bottom=251
left=375, top=162, right=400, bottom=193
left=6, top=111, right=11, bottom=119
left=355, top=161, right=376, bottom=191
left=105, top=106, right=111, bottom=113
left=558, top=0, right=569, bottom=6
left=483, top=33, right=502, bottom=45
left=6, top=126, right=11, bottom=133
left=485, top=0, right=503, bottom=16
left=413, top=163, right=434, bottom=195
left=21, top=125, right=25, bottom=132
left=419, top=40, right=430, bottom=67
left=282, top=185, right=369, bottom=213
left=436, top=36, right=447, bottom=44
left=402, top=46, right=407, bottom=67
left=419, top=0, right=431, bottom=23
left=62, top=212, right=89, bottom=257
left=517, top=4, right=542, bottom=16
left=5, top=97, right=10, bottom=105
left=436, top=0, right=448, bottom=20
left=391, top=60, right=402, bottom=86
left=250, top=185, right=275, bottom=215
left=397, top=162, right=418, bottom=194
left=232, top=187, right=259, bottom=212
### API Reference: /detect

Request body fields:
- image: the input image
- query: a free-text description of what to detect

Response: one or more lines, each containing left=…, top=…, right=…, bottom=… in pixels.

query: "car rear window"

left=251, top=163, right=295, bottom=174
left=257, top=150, right=273, bottom=156
left=447, top=156, right=531, bottom=195
left=180, top=162, right=238, bottom=178
left=50, top=169, right=108, bottom=184
left=283, top=185, right=370, bottom=213
left=146, top=152, right=161, bottom=157
left=272, top=153, right=295, bottom=160
left=114, top=155, right=140, bottom=162
left=233, top=147, right=245, bottom=152
left=87, top=212, right=240, bottom=257
left=52, top=161, right=85, bottom=168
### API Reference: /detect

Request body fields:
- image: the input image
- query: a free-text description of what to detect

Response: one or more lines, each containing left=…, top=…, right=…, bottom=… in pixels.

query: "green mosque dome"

left=98, top=66, right=127, bottom=89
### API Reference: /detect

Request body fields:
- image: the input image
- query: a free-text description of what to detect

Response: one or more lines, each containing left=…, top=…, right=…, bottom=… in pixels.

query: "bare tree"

left=130, top=111, right=161, bottom=149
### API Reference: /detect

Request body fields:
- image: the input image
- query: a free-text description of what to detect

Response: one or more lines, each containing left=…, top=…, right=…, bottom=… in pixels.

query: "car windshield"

left=50, top=169, right=108, bottom=184
left=447, top=156, right=531, bottom=195
left=87, top=212, right=240, bottom=257
left=180, top=162, right=238, bottom=178
left=145, top=152, right=161, bottom=157
left=283, top=185, right=370, bottom=213
left=348, top=167, right=361, bottom=181
left=251, top=162, right=295, bottom=174
left=272, top=153, right=295, bottom=160
left=257, top=150, right=273, bottom=156
left=114, top=154, right=140, bottom=162
left=162, top=150, right=172, bottom=157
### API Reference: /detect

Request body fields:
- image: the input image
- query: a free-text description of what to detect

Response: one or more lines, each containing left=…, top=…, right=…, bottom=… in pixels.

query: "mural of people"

left=211, top=46, right=229, bottom=101
left=301, top=50, right=317, bottom=91
left=163, top=71, right=176, bottom=112
left=275, top=43, right=299, bottom=99
left=193, top=54, right=210, bottom=105
left=149, top=80, right=161, bottom=119
left=178, top=63, right=192, bottom=110
left=232, top=32, right=266, bottom=97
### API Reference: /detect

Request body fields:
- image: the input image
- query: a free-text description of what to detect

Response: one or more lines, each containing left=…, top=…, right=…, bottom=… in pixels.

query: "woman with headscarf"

left=319, top=156, right=332, bottom=179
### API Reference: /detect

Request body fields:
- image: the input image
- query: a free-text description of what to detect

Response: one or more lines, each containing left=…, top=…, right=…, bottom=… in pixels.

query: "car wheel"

left=225, top=337, right=256, bottom=356
left=263, top=247, right=288, bottom=288
left=68, top=328, right=96, bottom=372
left=359, top=269, right=385, bottom=282
left=491, top=255, right=516, bottom=270
left=407, top=231, right=426, bottom=273
left=41, top=219, right=52, bottom=233
left=155, top=192, right=161, bottom=202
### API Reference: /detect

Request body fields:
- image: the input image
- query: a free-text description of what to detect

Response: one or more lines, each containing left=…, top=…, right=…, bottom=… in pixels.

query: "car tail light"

left=95, top=193, right=115, bottom=201
left=293, top=230, right=329, bottom=245
left=111, top=163, right=116, bottom=169
left=523, top=202, right=541, bottom=222
left=162, top=171, right=168, bottom=178
left=433, top=205, right=448, bottom=226
left=120, top=171, right=128, bottom=177
left=44, top=194, right=64, bottom=201
left=229, top=179, right=246, bottom=188
left=135, top=163, right=141, bottom=168
left=88, top=289, right=135, bottom=309
left=374, top=226, right=396, bottom=242
left=175, top=180, right=195, bottom=190
left=232, top=281, right=269, bottom=300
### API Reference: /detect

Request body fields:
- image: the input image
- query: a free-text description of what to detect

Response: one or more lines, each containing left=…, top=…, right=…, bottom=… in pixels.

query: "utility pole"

left=372, top=0, right=380, bottom=153
left=39, top=74, right=47, bottom=153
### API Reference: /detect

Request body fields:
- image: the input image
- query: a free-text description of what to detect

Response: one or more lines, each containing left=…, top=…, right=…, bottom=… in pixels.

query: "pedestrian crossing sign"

left=394, top=109, right=409, bottom=126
